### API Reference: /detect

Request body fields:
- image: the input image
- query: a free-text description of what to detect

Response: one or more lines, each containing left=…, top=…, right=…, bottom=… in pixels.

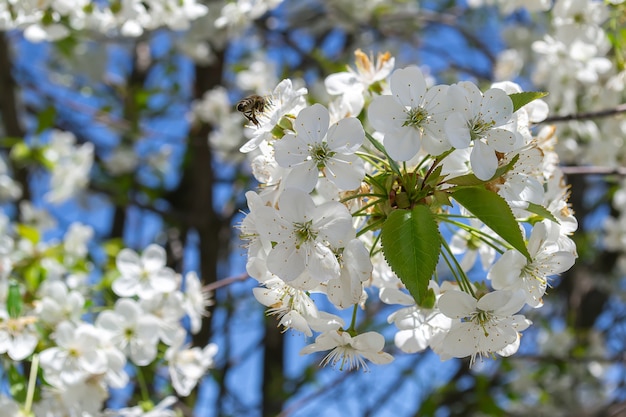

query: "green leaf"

left=103, top=238, right=124, bottom=258
left=8, top=365, right=27, bottom=402
left=526, top=202, right=560, bottom=224
left=452, top=187, right=531, bottom=260
left=35, top=106, right=57, bottom=134
left=419, top=287, right=436, bottom=309
left=0, top=136, right=23, bottom=147
left=16, top=224, right=40, bottom=244
left=509, top=91, right=548, bottom=113
left=381, top=205, right=441, bottom=305
left=7, top=282, right=22, bottom=319
left=10, top=142, right=31, bottom=164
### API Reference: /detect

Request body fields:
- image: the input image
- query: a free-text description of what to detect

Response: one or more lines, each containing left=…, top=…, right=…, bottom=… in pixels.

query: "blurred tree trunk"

left=0, top=32, right=30, bottom=203
left=263, top=318, right=285, bottom=417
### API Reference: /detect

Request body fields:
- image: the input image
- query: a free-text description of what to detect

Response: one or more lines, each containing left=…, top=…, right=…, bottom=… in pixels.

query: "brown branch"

left=560, top=165, right=626, bottom=176
left=0, top=31, right=31, bottom=203
left=543, top=103, right=626, bottom=123
left=276, top=372, right=352, bottom=417
left=203, top=272, right=250, bottom=292
left=510, top=352, right=626, bottom=364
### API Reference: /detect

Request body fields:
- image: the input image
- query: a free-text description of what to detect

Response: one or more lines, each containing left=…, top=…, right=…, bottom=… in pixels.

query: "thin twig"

left=543, top=103, right=626, bottom=123
left=560, top=166, right=626, bottom=176
left=276, top=372, right=352, bottom=417
left=203, top=272, right=250, bottom=292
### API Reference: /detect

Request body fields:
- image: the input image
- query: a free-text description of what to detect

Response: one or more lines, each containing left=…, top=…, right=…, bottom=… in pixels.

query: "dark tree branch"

left=560, top=165, right=626, bottom=176
left=544, top=103, right=626, bottom=123
left=0, top=31, right=31, bottom=204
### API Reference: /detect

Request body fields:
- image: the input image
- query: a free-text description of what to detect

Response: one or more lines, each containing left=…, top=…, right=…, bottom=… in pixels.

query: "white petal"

left=277, top=188, right=317, bottom=224
left=300, top=331, right=343, bottom=355
left=95, top=310, right=123, bottom=333
left=8, top=333, right=38, bottom=361
left=361, top=350, right=394, bottom=365
left=380, top=288, right=415, bottom=306
left=326, top=117, right=364, bottom=153
left=443, top=322, right=480, bottom=358
left=470, top=140, right=497, bottom=180
left=488, top=250, right=527, bottom=289
left=130, top=340, right=158, bottom=366
left=150, top=268, right=178, bottom=293
left=282, top=161, right=319, bottom=192
left=325, top=154, right=365, bottom=191
left=142, top=244, right=166, bottom=272
left=252, top=286, right=280, bottom=307
left=384, top=127, right=422, bottom=161
left=293, top=104, right=329, bottom=144
left=543, top=251, right=576, bottom=275
left=352, top=331, right=386, bottom=352
left=368, top=95, right=406, bottom=132
left=496, top=335, right=521, bottom=357
left=116, top=249, right=141, bottom=277
left=450, top=82, right=482, bottom=118
left=423, top=85, right=450, bottom=113
left=479, top=320, right=519, bottom=353
left=395, top=328, right=429, bottom=353
left=390, top=66, right=427, bottom=108
left=325, top=72, right=361, bottom=95
left=274, top=133, right=311, bottom=167
left=438, top=290, right=476, bottom=319
left=267, top=243, right=306, bottom=281
left=485, top=128, right=517, bottom=153
left=444, top=111, right=471, bottom=149
left=477, top=290, right=525, bottom=316
left=480, top=88, right=513, bottom=126
left=278, top=311, right=312, bottom=336
left=307, top=241, right=341, bottom=281
left=313, top=202, right=354, bottom=247
left=112, top=275, right=140, bottom=297
left=116, top=298, right=142, bottom=321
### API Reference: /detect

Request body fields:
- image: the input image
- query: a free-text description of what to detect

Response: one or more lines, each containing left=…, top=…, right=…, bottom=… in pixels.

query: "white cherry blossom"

left=274, top=103, right=365, bottom=192
left=95, top=298, right=160, bottom=366
left=326, top=238, right=372, bottom=309
left=183, top=271, right=213, bottom=335
left=253, top=274, right=345, bottom=336
left=44, top=130, right=94, bottom=204
left=368, top=66, right=451, bottom=159
left=36, top=281, right=85, bottom=326
left=325, top=49, right=395, bottom=116
left=255, top=188, right=355, bottom=282
left=489, top=221, right=577, bottom=307
left=39, top=321, right=112, bottom=388
left=387, top=282, right=453, bottom=354
left=445, top=82, right=518, bottom=180
left=439, top=289, right=531, bottom=366
left=300, top=330, right=394, bottom=371
left=0, top=308, right=39, bottom=361
left=113, top=244, right=178, bottom=299
left=166, top=330, right=218, bottom=396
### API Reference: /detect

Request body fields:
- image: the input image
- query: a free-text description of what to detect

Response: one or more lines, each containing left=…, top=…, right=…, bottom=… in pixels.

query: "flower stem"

left=24, top=354, right=39, bottom=414
left=348, top=303, right=359, bottom=333
left=135, top=365, right=151, bottom=402
left=440, top=238, right=476, bottom=297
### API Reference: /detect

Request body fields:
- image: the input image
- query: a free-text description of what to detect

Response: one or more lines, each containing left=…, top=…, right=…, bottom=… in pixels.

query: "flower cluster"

left=0, top=227, right=216, bottom=415
left=0, top=0, right=209, bottom=41
left=239, top=50, right=578, bottom=369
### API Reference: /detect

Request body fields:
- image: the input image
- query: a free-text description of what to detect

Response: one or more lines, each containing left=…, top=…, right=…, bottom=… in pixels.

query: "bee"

left=236, top=94, right=269, bottom=127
